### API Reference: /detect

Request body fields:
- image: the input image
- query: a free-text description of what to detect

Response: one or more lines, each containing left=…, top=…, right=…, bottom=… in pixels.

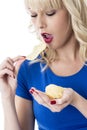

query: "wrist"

left=71, top=91, right=85, bottom=108
left=71, top=91, right=79, bottom=107
left=1, top=89, right=15, bottom=101
left=71, top=91, right=87, bottom=118
left=1, top=95, right=16, bottom=116
left=1, top=92, right=15, bottom=105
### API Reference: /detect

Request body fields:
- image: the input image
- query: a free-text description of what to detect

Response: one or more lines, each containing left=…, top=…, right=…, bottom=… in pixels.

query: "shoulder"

left=18, top=59, right=43, bottom=74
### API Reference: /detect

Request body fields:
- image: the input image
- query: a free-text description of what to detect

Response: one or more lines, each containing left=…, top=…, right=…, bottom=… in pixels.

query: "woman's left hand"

left=29, top=87, right=75, bottom=112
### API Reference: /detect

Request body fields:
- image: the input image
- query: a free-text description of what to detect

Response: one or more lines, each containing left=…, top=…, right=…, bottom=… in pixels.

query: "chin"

left=48, top=44, right=59, bottom=50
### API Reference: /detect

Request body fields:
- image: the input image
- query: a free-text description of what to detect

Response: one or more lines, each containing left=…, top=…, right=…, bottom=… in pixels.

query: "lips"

left=41, top=33, right=53, bottom=44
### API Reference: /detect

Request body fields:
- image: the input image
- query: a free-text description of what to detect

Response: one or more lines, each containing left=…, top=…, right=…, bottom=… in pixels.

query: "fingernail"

left=29, top=88, right=35, bottom=94
left=22, top=56, right=26, bottom=58
left=50, top=100, right=56, bottom=105
left=20, top=56, right=26, bottom=59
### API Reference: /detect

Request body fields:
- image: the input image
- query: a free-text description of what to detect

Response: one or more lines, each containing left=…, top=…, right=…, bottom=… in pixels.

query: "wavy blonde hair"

left=25, top=0, right=87, bottom=65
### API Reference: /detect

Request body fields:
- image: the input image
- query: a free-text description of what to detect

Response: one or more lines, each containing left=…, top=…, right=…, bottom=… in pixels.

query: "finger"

left=30, top=88, right=58, bottom=112
left=6, top=57, right=14, bottom=65
left=30, top=88, right=47, bottom=104
left=2, top=62, right=14, bottom=71
left=56, top=88, right=73, bottom=105
left=30, top=88, right=51, bottom=108
left=0, top=58, right=16, bottom=78
left=13, top=56, right=26, bottom=63
left=29, top=88, right=58, bottom=112
left=34, top=89, right=70, bottom=113
left=49, top=103, right=66, bottom=112
left=0, top=68, right=15, bottom=78
left=56, top=98, right=68, bottom=105
left=33, top=88, right=51, bottom=103
left=56, top=101, right=69, bottom=112
left=12, top=56, right=26, bottom=75
left=14, top=59, right=26, bottom=75
left=0, top=57, right=14, bottom=70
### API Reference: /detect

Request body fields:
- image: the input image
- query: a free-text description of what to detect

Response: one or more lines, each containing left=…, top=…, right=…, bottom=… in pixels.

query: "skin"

left=30, top=7, right=72, bottom=49
left=0, top=56, right=35, bottom=130
left=29, top=7, right=87, bottom=117
left=0, top=6, right=87, bottom=130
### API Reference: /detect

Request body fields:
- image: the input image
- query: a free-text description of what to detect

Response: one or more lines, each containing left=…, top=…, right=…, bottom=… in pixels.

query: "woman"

left=0, top=0, right=87, bottom=130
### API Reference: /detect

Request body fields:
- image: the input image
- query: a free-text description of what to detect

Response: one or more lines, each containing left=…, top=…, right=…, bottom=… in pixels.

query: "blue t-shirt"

left=16, top=59, right=87, bottom=130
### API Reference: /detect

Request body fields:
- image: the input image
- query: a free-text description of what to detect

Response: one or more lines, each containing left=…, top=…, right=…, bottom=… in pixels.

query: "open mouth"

left=41, top=33, right=53, bottom=44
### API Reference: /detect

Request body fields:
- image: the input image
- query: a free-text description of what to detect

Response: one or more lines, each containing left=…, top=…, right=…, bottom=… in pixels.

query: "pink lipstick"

left=41, top=33, right=53, bottom=44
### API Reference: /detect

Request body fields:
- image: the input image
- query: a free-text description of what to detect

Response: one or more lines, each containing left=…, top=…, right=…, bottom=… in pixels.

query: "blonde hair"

left=25, top=0, right=87, bottom=64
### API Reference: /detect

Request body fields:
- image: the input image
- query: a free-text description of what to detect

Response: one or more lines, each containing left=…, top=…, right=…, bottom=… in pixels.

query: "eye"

left=31, top=14, right=37, bottom=17
left=46, top=10, right=56, bottom=16
left=29, top=10, right=37, bottom=18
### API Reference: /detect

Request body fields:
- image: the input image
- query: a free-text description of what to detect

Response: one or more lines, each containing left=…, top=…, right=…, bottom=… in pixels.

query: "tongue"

left=44, top=34, right=53, bottom=43
left=44, top=34, right=53, bottom=39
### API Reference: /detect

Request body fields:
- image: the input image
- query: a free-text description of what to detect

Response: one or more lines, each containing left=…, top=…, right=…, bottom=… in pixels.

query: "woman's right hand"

left=0, top=56, right=25, bottom=99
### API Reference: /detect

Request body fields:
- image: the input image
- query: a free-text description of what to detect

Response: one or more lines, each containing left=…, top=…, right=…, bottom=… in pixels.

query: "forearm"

left=2, top=97, right=22, bottom=130
left=71, top=92, right=87, bottom=118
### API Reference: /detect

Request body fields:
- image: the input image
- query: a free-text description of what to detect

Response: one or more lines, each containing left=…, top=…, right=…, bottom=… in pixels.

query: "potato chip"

left=45, top=84, right=64, bottom=99
left=26, top=42, right=46, bottom=60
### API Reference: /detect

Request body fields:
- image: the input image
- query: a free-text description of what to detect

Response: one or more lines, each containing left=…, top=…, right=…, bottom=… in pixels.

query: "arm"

left=2, top=95, right=35, bottom=130
left=0, top=56, right=33, bottom=130
left=2, top=96, right=22, bottom=130
left=71, top=91, right=87, bottom=118
left=15, top=96, right=35, bottom=130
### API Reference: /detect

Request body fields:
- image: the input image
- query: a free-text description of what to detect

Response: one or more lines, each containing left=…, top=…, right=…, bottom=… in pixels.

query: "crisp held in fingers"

left=26, top=42, right=46, bottom=60
left=45, top=84, right=64, bottom=99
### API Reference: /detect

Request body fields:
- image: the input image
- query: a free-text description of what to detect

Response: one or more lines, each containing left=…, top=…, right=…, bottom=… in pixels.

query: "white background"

left=0, top=0, right=38, bottom=129
left=0, top=0, right=87, bottom=130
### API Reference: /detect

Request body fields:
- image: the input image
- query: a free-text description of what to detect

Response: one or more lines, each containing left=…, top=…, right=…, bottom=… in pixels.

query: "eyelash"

left=31, top=11, right=56, bottom=18
left=47, top=11, right=56, bottom=16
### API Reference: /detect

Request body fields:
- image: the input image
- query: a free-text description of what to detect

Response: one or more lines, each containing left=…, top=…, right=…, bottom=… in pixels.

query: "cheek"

left=53, top=19, right=69, bottom=37
left=58, top=17, right=68, bottom=29
left=31, top=19, right=37, bottom=28
left=52, top=11, right=69, bottom=33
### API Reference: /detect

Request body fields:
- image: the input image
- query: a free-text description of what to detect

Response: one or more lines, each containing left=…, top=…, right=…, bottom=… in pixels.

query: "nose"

left=36, top=15, right=46, bottom=29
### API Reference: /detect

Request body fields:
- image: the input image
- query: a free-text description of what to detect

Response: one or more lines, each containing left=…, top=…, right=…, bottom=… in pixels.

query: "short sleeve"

left=16, top=60, right=33, bottom=100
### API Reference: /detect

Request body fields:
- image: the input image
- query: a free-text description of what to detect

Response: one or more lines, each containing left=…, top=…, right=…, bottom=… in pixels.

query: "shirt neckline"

left=47, top=63, right=86, bottom=79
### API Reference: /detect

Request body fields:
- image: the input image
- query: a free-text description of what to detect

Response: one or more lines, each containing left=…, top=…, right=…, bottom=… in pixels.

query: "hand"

left=0, top=56, right=26, bottom=99
left=29, top=87, right=75, bottom=112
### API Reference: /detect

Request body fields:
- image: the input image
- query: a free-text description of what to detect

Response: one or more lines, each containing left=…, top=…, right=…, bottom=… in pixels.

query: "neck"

left=56, top=33, right=80, bottom=62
